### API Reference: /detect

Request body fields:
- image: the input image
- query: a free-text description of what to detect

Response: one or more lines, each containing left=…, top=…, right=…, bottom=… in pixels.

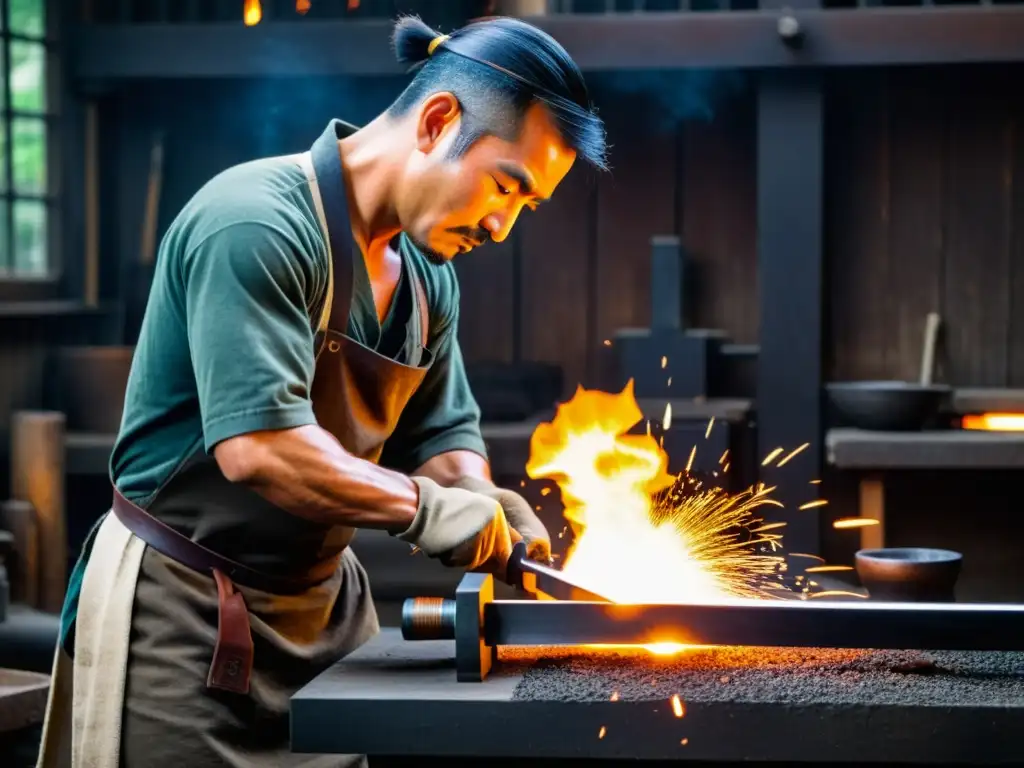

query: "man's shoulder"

left=172, top=156, right=322, bottom=257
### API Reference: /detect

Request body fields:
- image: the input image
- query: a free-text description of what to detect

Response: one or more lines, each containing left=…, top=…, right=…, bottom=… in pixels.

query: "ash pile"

left=506, top=645, right=1024, bottom=707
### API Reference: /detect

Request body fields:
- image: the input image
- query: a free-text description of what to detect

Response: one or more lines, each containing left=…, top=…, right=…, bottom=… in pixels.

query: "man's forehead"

left=501, top=105, right=575, bottom=195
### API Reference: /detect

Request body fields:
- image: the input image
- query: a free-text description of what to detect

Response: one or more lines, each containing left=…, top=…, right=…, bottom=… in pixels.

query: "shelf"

left=0, top=301, right=116, bottom=320
left=826, top=428, right=1024, bottom=470
left=72, top=7, right=1024, bottom=81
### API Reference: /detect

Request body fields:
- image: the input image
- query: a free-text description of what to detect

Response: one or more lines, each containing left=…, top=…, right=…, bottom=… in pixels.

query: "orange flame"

left=243, top=0, right=262, bottom=26
left=526, top=381, right=786, bottom=607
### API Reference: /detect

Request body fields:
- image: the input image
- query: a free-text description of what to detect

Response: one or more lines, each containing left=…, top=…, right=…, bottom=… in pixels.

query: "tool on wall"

left=919, top=311, right=942, bottom=386
left=83, top=102, right=100, bottom=308
left=121, top=131, right=165, bottom=344
left=139, top=132, right=165, bottom=269
left=826, top=311, right=950, bottom=432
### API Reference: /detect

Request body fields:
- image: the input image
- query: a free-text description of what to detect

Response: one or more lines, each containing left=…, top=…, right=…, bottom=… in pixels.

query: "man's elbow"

left=213, top=434, right=265, bottom=484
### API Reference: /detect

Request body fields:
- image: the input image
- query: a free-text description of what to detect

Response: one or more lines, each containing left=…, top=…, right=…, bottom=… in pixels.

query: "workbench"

left=825, top=427, right=1024, bottom=551
left=291, top=627, right=1024, bottom=765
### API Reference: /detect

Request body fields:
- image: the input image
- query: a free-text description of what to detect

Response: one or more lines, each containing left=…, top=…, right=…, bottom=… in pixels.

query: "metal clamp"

left=401, top=573, right=495, bottom=682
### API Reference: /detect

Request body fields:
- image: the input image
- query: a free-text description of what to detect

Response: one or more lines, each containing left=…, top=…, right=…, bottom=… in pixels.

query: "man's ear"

left=416, top=92, right=461, bottom=154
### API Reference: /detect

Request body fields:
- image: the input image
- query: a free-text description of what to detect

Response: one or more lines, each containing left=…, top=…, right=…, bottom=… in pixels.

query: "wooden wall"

left=827, top=65, right=1024, bottom=386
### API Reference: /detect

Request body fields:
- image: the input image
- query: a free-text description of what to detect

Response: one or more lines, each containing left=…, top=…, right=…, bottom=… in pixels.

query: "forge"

left=292, top=382, right=1024, bottom=764
left=291, top=572, right=1024, bottom=764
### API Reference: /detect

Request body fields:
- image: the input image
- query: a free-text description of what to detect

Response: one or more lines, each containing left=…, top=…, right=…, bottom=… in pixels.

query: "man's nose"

left=482, top=209, right=521, bottom=244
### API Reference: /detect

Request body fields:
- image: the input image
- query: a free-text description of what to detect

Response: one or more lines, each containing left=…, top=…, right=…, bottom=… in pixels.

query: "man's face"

left=397, top=95, right=576, bottom=264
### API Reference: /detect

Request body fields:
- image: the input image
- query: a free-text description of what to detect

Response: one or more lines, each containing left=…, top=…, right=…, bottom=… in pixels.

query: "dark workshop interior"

left=3, top=0, right=1024, bottom=765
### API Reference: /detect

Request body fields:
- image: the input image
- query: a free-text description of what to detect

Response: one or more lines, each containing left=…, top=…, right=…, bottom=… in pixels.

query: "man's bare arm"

left=214, top=425, right=418, bottom=530
left=414, top=449, right=492, bottom=487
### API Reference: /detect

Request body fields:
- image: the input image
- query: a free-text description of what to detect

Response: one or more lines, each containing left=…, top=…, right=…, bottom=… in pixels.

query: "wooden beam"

left=755, top=61, right=824, bottom=555
left=71, top=7, right=1024, bottom=81
left=11, top=411, right=67, bottom=614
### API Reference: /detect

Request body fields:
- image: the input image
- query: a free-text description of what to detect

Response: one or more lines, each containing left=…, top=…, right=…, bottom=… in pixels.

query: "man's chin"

left=410, top=237, right=457, bottom=266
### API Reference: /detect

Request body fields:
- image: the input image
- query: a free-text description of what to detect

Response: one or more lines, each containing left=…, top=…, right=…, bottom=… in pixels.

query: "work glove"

left=395, top=476, right=516, bottom=580
left=452, top=476, right=552, bottom=565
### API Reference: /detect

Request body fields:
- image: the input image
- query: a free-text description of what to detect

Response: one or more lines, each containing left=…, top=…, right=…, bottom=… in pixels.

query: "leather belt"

left=111, top=489, right=340, bottom=695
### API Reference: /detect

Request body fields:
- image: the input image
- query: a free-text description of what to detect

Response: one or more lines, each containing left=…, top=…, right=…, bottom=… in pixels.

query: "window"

left=2, top=0, right=56, bottom=277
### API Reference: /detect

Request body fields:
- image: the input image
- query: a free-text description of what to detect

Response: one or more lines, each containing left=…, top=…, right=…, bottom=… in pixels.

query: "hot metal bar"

left=483, top=598, right=1024, bottom=651
left=505, top=542, right=611, bottom=603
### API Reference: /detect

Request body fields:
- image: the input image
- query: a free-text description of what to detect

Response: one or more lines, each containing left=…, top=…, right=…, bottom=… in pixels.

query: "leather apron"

left=35, top=120, right=433, bottom=768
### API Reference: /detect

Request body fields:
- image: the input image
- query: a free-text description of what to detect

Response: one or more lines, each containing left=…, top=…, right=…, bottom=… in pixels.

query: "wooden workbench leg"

left=858, top=475, right=885, bottom=551
left=11, top=411, right=67, bottom=613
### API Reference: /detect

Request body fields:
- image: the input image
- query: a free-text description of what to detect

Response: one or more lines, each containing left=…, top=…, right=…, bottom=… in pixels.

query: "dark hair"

left=388, top=15, right=607, bottom=171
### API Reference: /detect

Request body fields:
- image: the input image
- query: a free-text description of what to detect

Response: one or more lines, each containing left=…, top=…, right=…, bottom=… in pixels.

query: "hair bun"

left=392, top=15, right=442, bottom=66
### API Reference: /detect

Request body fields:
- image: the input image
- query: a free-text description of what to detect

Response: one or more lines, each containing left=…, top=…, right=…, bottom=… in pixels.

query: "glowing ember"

left=833, top=517, right=880, bottom=529
left=670, top=694, right=685, bottom=718
left=776, top=442, right=808, bottom=466
left=962, top=412, right=1024, bottom=431
left=805, top=565, right=854, bottom=573
left=526, top=381, right=787, bottom=606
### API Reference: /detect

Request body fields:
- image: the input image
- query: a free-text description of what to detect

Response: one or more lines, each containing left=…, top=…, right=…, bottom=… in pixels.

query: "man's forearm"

left=414, top=449, right=492, bottom=487
left=214, top=424, right=418, bottom=530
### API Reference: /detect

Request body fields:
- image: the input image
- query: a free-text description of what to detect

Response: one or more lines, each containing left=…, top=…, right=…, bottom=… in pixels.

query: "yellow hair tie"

left=427, top=34, right=449, bottom=56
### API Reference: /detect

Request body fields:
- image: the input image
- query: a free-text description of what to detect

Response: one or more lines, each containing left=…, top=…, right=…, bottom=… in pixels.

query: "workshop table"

left=291, top=627, right=1024, bottom=765
left=825, top=428, right=1024, bottom=550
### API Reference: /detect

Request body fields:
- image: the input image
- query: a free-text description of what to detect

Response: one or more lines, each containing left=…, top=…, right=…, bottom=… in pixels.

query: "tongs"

left=505, top=541, right=611, bottom=602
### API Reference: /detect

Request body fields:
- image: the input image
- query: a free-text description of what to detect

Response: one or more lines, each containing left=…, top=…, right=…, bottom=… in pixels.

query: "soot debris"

left=505, top=645, right=1024, bottom=707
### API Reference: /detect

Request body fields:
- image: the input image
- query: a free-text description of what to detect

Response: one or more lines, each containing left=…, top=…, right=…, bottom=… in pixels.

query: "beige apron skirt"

left=35, top=512, right=377, bottom=768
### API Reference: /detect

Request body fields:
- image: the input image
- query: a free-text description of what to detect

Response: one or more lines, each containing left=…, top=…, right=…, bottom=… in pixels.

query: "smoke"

left=589, top=69, right=748, bottom=133
left=236, top=75, right=407, bottom=157
left=229, top=67, right=749, bottom=155
left=229, top=69, right=747, bottom=156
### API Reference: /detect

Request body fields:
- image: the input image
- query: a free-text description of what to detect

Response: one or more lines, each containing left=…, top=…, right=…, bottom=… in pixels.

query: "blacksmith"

left=35, top=14, right=606, bottom=768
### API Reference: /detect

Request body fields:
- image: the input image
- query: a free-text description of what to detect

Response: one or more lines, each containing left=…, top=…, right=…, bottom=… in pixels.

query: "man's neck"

left=337, top=117, right=405, bottom=274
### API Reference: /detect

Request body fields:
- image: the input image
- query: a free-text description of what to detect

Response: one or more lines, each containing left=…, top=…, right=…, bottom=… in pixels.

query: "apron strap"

left=412, top=267, right=430, bottom=350
left=110, top=488, right=338, bottom=594
left=311, top=120, right=356, bottom=334
left=311, top=122, right=432, bottom=351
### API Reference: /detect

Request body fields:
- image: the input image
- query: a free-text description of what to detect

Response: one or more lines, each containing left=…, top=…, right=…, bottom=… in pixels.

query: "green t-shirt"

left=59, top=151, right=486, bottom=650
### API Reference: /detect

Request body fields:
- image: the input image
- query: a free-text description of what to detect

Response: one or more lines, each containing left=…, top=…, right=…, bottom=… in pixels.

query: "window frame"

left=1, top=0, right=62, bottom=291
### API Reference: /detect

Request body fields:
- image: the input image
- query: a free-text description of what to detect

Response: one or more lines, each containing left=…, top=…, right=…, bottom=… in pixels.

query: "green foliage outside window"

left=3, top=0, right=49, bottom=276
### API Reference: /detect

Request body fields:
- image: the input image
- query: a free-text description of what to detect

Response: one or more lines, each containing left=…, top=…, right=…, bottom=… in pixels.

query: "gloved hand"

left=394, top=476, right=516, bottom=580
left=452, top=476, right=552, bottom=564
